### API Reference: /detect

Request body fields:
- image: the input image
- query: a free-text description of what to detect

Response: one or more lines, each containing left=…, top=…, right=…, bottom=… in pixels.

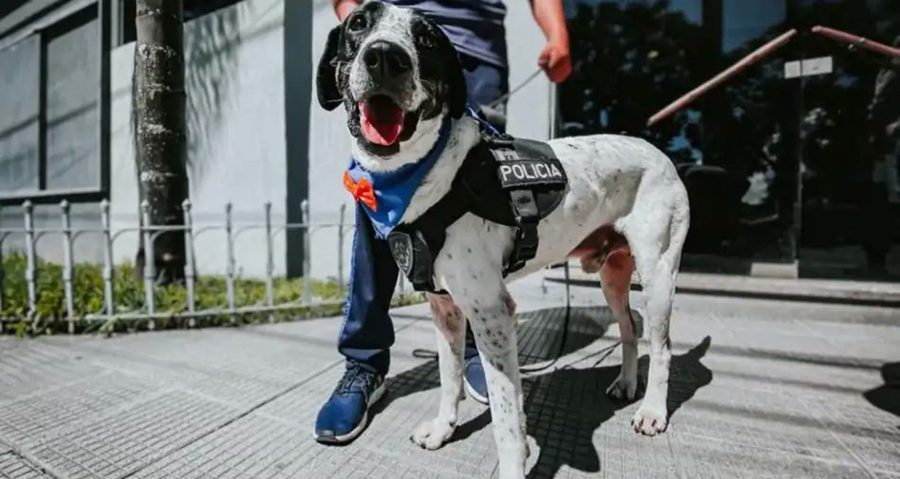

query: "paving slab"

left=0, top=275, right=898, bottom=478
left=0, top=451, right=50, bottom=479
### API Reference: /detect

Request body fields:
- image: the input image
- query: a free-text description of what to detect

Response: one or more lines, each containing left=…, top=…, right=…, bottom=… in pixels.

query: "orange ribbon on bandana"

left=343, top=171, right=378, bottom=211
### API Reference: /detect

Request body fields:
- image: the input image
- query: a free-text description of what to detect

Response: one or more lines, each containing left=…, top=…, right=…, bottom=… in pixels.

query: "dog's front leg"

left=456, top=288, right=527, bottom=479
left=411, top=293, right=466, bottom=449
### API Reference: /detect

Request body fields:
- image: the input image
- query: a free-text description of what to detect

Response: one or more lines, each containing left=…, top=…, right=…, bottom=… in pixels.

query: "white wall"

left=306, top=1, right=552, bottom=280
left=110, top=0, right=288, bottom=278
left=2, top=0, right=552, bottom=284
left=506, top=1, right=553, bottom=142
left=307, top=0, right=355, bottom=281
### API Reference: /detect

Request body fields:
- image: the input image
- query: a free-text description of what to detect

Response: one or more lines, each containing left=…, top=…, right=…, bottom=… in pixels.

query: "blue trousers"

left=338, top=57, right=508, bottom=375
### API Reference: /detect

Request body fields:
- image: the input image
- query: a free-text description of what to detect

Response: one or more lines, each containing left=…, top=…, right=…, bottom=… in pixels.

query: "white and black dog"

left=317, top=2, right=690, bottom=477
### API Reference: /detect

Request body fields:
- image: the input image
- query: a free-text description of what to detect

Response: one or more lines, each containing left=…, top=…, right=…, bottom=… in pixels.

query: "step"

left=544, top=263, right=900, bottom=307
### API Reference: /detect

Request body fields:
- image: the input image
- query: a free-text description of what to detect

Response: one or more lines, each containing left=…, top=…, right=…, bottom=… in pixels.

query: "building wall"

left=306, top=0, right=552, bottom=280
left=110, top=0, right=288, bottom=278
left=0, top=3, right=104, bottom=265
left=2, top=0, right=552, bottom=284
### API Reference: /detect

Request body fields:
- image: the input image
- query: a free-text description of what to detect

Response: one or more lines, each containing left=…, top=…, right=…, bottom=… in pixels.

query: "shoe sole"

left=314, top=383, right=387, bottom=445
left=464, top=377, right=489, bottom=405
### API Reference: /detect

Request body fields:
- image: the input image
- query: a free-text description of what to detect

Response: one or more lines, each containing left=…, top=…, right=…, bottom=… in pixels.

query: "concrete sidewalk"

left=0, top=276, right=898, bottom=478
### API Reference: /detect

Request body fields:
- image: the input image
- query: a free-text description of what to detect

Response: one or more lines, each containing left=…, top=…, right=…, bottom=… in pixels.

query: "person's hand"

left=538, top=39, right=572, bottom=83
left=335, top=0, right=361, bottom=21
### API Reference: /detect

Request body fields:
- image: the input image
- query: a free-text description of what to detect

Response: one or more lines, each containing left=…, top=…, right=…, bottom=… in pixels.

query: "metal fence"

left=0, top=199, right=357, bottom=333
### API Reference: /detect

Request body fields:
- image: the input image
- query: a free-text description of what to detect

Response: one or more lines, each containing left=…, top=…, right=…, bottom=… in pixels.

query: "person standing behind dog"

left=315, top=0, right=572, bottom=444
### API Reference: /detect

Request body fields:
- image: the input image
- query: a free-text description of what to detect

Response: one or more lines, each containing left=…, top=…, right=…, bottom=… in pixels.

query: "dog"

left=317, top=2, right=690, bottom=477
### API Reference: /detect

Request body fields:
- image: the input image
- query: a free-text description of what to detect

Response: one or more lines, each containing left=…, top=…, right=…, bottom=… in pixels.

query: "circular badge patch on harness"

left=387, top=230, right=414, bottom=275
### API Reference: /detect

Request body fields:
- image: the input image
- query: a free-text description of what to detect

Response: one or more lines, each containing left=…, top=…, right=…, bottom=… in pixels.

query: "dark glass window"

left=561, top=0, right=705, bottom=163
left=184, top=0, right=243, bottom=21
left=722, top=0, right=786, bottom=52
left=562, top=0, right=900, bottom=278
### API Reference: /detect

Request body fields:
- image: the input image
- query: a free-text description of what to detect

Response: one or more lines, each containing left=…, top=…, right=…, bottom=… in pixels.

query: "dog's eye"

left=348, top=14, right=367, bottom=32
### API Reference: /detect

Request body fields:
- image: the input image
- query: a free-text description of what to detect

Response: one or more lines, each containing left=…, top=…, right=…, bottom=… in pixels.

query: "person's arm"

left=530, top=0, right=572, bottom=83
left=332, top=0, right=362, bottom=21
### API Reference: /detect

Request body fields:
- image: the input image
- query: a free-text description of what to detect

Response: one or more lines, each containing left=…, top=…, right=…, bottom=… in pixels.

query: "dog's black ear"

left=317, top=26, right=343, bottom=111
left=447, top=51, right=468, bottom=119
left=431, top=25, right=467, bottom=119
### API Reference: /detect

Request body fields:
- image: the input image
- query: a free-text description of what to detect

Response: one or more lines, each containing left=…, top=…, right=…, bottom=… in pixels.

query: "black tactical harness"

left=386, top=132, right=568, bottom=293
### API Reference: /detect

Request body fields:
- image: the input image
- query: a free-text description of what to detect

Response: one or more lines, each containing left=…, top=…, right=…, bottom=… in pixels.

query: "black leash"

left=486, top=68, right=543, bottom=109
left=410, top=261, right=574, bottom=373
left=519, top=261, right=572, bottom=373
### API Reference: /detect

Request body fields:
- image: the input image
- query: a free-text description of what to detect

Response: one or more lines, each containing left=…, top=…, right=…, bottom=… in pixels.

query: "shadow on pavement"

left=864, top=361, right=900, bottom=419
left=369, top=306, right=713, bottom=479
left=374, top=306, right=615, bottom=415
left=526, top=336, right=713, bottom=479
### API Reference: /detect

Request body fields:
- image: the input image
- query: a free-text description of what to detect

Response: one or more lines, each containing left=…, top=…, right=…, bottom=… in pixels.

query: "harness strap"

left=487, top=136, right=566, bottom=275
left=387, top=131, right=567, bottom=292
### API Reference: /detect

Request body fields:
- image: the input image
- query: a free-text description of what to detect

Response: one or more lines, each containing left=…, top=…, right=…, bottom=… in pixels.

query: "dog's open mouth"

left=360, top=95, right=406, bottom=146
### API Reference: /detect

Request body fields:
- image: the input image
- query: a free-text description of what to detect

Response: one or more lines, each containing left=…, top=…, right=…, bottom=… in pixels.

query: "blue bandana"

left=345, top=116, right=453, bottom=238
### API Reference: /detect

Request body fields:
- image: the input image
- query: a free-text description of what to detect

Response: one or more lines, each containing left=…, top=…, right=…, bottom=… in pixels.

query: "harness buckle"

left=506, top=217, right=539, bottom=275
left=482, top=130, right=516, bottom=149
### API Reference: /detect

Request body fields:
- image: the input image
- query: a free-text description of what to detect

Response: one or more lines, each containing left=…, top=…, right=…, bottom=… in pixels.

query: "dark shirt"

left=384, top=0, right=508, bottom=69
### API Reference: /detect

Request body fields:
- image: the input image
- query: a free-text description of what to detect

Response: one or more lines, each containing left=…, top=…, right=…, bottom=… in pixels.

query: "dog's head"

left=317, top=1, right=467, bottom=160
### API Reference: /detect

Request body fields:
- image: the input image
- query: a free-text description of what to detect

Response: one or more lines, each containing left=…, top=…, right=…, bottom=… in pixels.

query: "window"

left=0, top=36, right=39, bottom=194
left=565, top=0, right=701, bottom=24
left=0, top=6, right=100, bottom=199
left=722, top=0, right=786, bottom=52
left=184, top=0, right=244, bottom=21
left=45, top=11, right=101, bottom=191
left=561, top=0, right=705, bottom=163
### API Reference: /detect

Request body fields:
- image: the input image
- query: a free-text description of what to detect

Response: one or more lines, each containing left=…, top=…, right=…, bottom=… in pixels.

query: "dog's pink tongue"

left=360, top=97, right=404, bottom=146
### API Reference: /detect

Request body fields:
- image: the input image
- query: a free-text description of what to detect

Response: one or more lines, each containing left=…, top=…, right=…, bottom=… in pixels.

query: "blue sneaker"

left=463, top=356, right=489, bottom=405
left=314, top=364, right=386, bottom=444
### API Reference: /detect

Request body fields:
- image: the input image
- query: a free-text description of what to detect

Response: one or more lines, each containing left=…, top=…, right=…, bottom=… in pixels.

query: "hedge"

left=1, top=253, right=421, bottom=336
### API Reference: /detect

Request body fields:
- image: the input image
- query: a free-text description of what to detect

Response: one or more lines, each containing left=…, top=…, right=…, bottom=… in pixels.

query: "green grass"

left=1, top=253, right=422, bottom=336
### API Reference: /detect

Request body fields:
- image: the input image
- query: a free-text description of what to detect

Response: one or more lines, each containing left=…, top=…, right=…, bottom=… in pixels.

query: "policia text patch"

left=498, top=159, right=567, bottom=188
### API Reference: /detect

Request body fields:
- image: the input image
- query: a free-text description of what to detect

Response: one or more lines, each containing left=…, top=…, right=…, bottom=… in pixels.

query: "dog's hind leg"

left=620, top=184, right=689, bottom=436
left=411, top=293, right=466, bottom=450
left=601, top=248, right=640, bottom=401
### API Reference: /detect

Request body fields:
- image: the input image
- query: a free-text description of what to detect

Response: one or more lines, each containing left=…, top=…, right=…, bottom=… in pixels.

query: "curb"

left=544, top=266, right=900, bottom=308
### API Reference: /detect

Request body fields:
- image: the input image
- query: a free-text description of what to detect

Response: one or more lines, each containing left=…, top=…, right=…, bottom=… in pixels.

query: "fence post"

left=182, top=199, right=196, bottom=327
left=101, top=200, right=115, bottom=319
left=60, top=201, right=75, bottom=334
left=301, top=200, right=312, bottom=305
left=264, top=202, right=274, bottom=322
left=141, top=200, right=156, bottom=329
left=337, top=203, right=346, bottom=299
left=224, top=202, right=236, bottom=320
left=23, top=201, right=36, bottom=322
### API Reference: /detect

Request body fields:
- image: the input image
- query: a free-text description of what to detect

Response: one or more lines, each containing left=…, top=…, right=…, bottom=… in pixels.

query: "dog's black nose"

left=363, top=41, right=411, bottom=79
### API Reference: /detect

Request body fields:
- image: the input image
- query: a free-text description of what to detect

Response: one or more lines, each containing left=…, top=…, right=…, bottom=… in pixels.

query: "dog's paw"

left=606, top=374, right=639, bottom=401
left=410, top=418, right=455, bottom=450
left=632, top=403, right=668, bottom=436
